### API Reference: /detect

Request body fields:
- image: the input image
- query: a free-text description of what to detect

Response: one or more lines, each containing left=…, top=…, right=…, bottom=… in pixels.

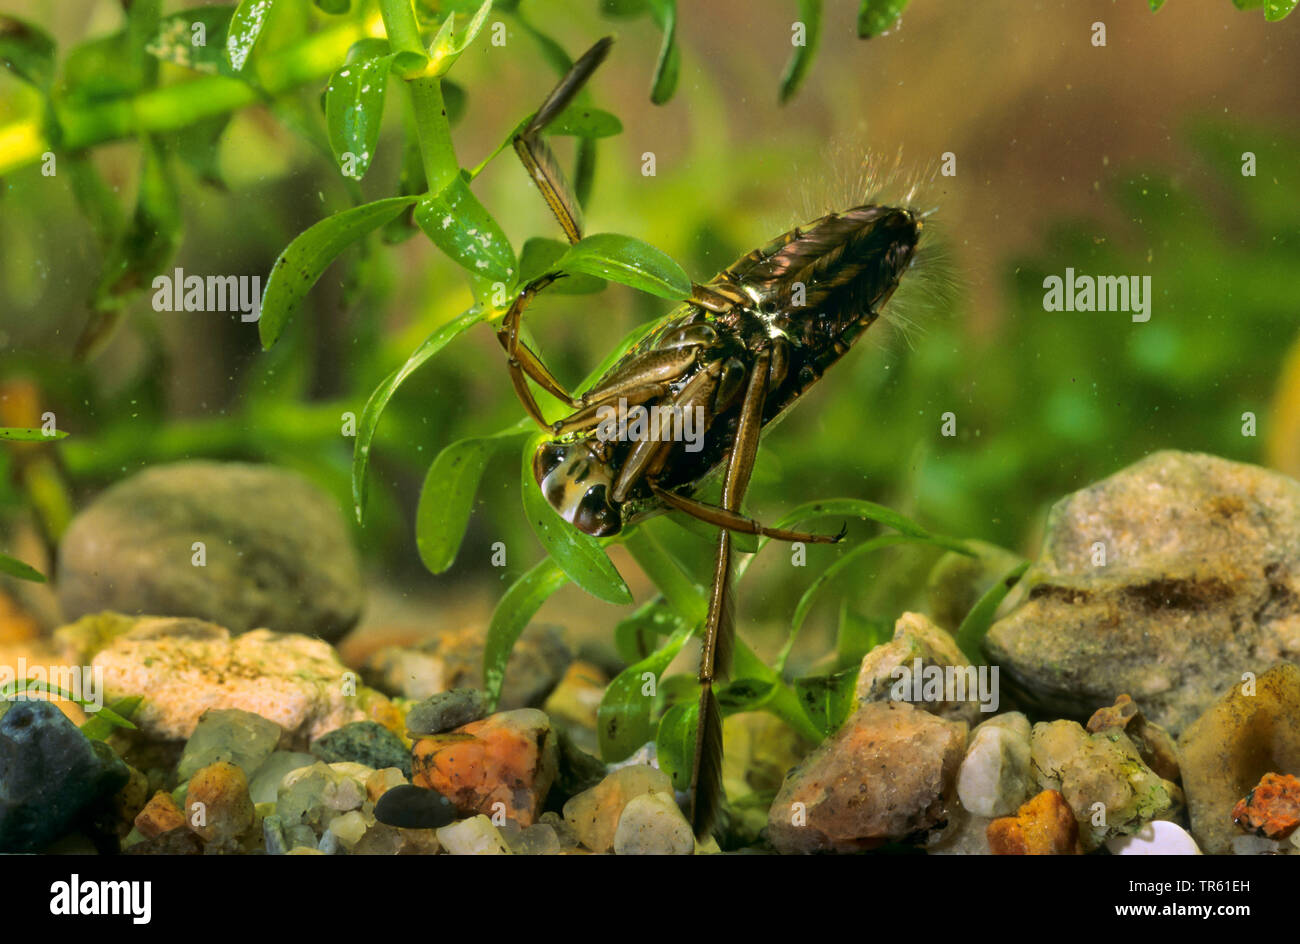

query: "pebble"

left=1231, top=772, right=1300, bottom=840
left=436, top=815, right=513, bottom=854
left=1106, top=820, right=1202, bottom=855
left=956, top=712, right=1033, bottom=818
left=613, top=792, right=694, bottom=855
left=311, top=721, right=411, bottom=776
left=247, top=751, right=316, bottom=805
left=987, top=789, right=1080, bottom=855
left=134, top=790, right=187, bottom=839
left=184, top=761, right=255, bottom=843
left=767, top=701, right=966, bottom=854
left=178, top=708, right=282, bottom=782
left=373, top=784, right=459, bottom=829
left=405, top=688, right=489, bottom=736
left=563, top=764, right=675, bottom=854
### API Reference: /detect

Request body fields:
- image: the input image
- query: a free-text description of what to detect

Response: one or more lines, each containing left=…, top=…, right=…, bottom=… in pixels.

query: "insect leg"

left=647, top=482, right=845, bottom=544
left=514, top=37, right=613, bottom=245
left=690, top=349, right=772, bottom=838
left=495, top=274, right=584, bottom=428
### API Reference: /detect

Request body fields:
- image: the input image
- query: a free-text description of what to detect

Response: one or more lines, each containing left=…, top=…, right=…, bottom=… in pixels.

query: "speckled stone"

left=985, top=451, right=1300, bottom=734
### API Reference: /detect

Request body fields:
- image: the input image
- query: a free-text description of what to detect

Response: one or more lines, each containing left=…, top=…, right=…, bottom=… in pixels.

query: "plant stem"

left=623, top=526, right=823, bottom=743
left=377, top=0, right=459, bottom=194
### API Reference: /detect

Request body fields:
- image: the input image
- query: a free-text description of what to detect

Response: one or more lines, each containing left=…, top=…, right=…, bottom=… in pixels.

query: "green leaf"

left=955, top=560, right=1030, bottom=663
left=259, top=195, right=417, bottom=349
left=834, top=601, right=890, bottom=669
left=556, top=233, right=691, bottom=300
left=315, top=0, right=350, bottom=12
left=716, top=677, right=776, bottom=715
left=171, top=114, right=233, bottom=187
left=516, top=237, right=606, bottom=294
left=655, top=700, right=697, bottom=790
left=782, top=533, right=916, bottom=673
left=0, top=554, right=46, bottom=582
left=1149, top=0, right=1167, bottom=9
left=428, top=0, right=493, bottom=77
left=645, top=0, right=680, bottom=104
left=794, top=668, right=857, bottom=737
left=416, top=425, right=529, bottom=574
left=80, top=695, right=144, bottom=741
left=613, top=596, right=680, bottom=663
left=483, top=556, right=569, bottom=708
left=0, top=427, right=67, bottom=442
left=598, top=621, right=693, bottom=761
left=326, top=53, right=392, bottom=180
left=146, top=6, right=240, bottom=78
left=0, top=15, right=55, bottom=89
left=226, top=0, right=276, bottom=72
left=1265, top=0, right=1297, bottom=20
left=352, top=306, right=482, bottom=522
left=414, top=176, right=517, bottom=284
left=546, top=104, right=623, bottom=138
left=779, top=0, right=823, bottom=104
left=520, top=435, right=633, bottom=605
left=857, top=0, right=909, bottom=38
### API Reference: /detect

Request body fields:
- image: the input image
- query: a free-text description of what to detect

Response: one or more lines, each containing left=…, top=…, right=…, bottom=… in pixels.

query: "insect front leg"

left=495, top=274, right=582, bottom=429
left=647, top=481, right=846, bottom=544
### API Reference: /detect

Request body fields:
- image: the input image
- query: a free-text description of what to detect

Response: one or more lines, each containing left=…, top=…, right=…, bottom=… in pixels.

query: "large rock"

left=1178, top=663, right=1300, bottom=854
left=767, top=701, right=966, bottom=854
left=91, top=617, right=382, bottom=745
left=57, top=462, right=363, bottom=641
left=0, top=700, right=129, bottom=852
left=985, top=451, right=1300, bottom=734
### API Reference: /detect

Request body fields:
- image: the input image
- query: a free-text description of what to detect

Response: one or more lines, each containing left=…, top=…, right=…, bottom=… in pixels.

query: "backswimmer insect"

left=500, top=38, right=926, bottom=837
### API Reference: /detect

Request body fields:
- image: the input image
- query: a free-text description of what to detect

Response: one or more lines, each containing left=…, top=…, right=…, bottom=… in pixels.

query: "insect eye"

left=534, top=441, right=566, bottom=483
left=574, top=484, right=620, bottom=537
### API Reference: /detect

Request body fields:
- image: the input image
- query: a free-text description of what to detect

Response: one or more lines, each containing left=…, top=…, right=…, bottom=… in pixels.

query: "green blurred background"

left=1, top=0, right=1298, bottom=670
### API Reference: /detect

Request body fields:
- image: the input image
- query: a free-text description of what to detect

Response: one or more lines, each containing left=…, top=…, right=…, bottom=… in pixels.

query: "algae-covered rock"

left=985, top=451, right=1300, bottom=734
left=1029, top=719, right=1177, bottom=851
left=1178, top=663, right=1300, bottom=854
left=91, top=617, right=382, bottom=745
left=57, top=461, right=363, bottom=641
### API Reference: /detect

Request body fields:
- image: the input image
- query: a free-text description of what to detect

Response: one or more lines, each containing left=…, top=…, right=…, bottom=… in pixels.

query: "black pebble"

left=373, top=784, right=459, bottom=829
